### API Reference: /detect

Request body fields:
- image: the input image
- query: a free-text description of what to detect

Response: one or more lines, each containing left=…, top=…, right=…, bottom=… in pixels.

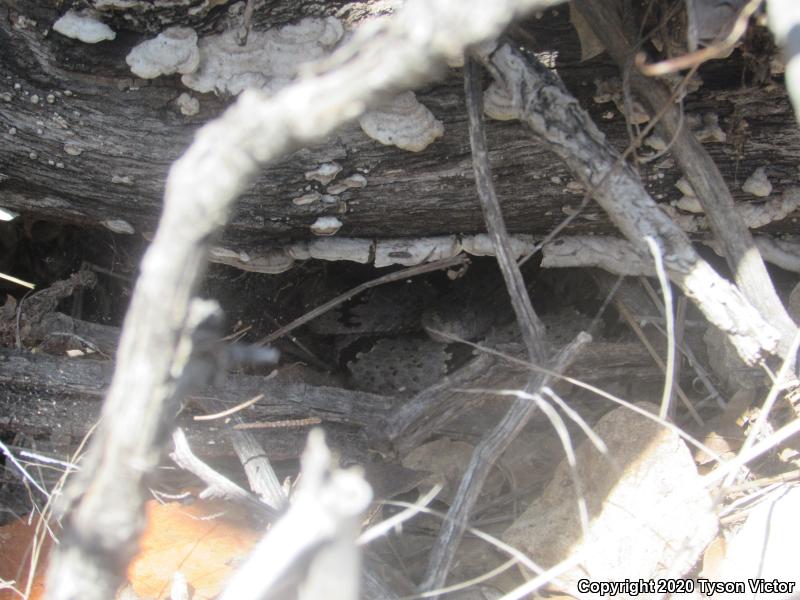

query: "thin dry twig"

left=429, top=328, right=725, bottom=463
left=193, top=393, right=264, bottom=421
left=358, top=485, right=442, bottom=546
left=218, top=430, right=371, bottom=600
left=479, top=40, right=781, bottom=365
left=717, top=330, right=800, bottom=489
left=644, top=237, right=677, bottom=421
left=614, top=299, right=702, bottom=424
left=234, top=417, right=322, bottom=430
left=170, top=428, right=278, bottom=520
left=636, top=0, right=764, bottom=75
left=419, top=56, right=551, bottom=592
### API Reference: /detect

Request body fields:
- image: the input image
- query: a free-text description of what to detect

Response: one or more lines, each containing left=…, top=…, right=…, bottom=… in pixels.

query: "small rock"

left=704, top=485, right=800, bottom=600
left=502, top=403, right=717, bottom=599
left=402, top=438, right=503, bottom=505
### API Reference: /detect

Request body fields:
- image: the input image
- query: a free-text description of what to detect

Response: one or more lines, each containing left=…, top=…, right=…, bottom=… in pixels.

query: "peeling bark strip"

left=480, top=43, right=780, bottom=365
left=43, top=1, right=566, bottom=598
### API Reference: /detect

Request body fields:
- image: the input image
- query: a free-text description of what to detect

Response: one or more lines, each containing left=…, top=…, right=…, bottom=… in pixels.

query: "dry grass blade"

left=419, top=55, right=551, bottom=593
left=636, top=0, right=764, bottom=75
left=644, top=237, right=676, bottom=421
left=429, top=327, right=724, bottom=463
left=357, top=485, right=442, bottom=546
left=193, top=393, right=264, bottom=421
left=712, top=330, right=800, bottom=489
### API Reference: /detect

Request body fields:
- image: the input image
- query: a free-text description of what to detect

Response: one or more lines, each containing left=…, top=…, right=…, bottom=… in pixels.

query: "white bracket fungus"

left=210, top=247, right=295, bottom=274
left=309, top=238, right=372, bottom=263
left=358, top=92, right=444, bottom=152
left=742, top=167, right=773, bottom=198
left=483, top=80, right=521, bottom=121
left=310, top=216, right=343, bottom=236
left=374, top=236, right=460, bottom=267
left=176, top=93, right=200, bottom=116
left=53, top=11, right=116, bottom=44
left=461, top=233, right=535, bottom=258
left=287, top=242, right=310, bottom=260
left=326, top=174, right=367, bottom=195
left=182, top=17, right=343, bottom=95
left=674, top=195, right=703, bottom=213
left=126, top=28, right=200, bottom=79
left=304, top=162, right=342, bottom=185
left=101, top=219, right=135, bottom=234
left=542, top=236, right=654, bottom=276
left=63, top=143, right=83, bottom=157
left=291, top=191, right=322, bottom=206
left=665, top=188, right=800, bottom=231
left=694, top=113, right=726, bottom=143
left=738, top=189, right=800, bottom=228
left=674, top=177, right=696, bottom=197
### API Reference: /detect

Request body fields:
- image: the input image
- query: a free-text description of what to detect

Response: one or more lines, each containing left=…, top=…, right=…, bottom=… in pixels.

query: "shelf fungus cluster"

left=53, top=10, right=116, bottom=44
left=358, top=92, right=444, bottom=152
left=207, top=234, right=534, bottom=274
left=180, top=17, right=343, bottom=95
left=126, top=27, right=200, bottom=79
left=665, top=187, right=800, bottom=232
left=121, top=16, right=344, bottom=94
left=483, top=80, right=521, bottom=121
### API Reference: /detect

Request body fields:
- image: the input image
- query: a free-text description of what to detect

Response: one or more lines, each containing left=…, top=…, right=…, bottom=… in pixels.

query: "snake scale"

left=298, top=262, right=592, bottom=396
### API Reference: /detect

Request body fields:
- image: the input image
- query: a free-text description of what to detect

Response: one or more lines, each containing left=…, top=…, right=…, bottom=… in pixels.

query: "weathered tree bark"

left=0, top=341, right=670, bottom=454
left=2, top=2, right=799, bottom=247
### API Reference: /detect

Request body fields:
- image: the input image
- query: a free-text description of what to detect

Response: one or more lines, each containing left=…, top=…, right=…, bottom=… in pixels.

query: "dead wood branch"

left=421, top=333, right=591, bottom=593
left=193, top=392, right=287, bottom=511
left=419, top=58, right=577, bottom=593
left=479, top=41, right=780, bottom=366
left=463, top=57, right=547, bottom=363
left=575, top=0, right=798, bottom=358
left=385, top=352, right=497, bottom=453
left=219, top=430, right=371, bottom=600
left=542, top=235, right=655, bottom=275
left=0, top=341, right=664, bottom=454
left=170, top=428, right=278, bottom=521
left=43, top=1, right=568, bottom=597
